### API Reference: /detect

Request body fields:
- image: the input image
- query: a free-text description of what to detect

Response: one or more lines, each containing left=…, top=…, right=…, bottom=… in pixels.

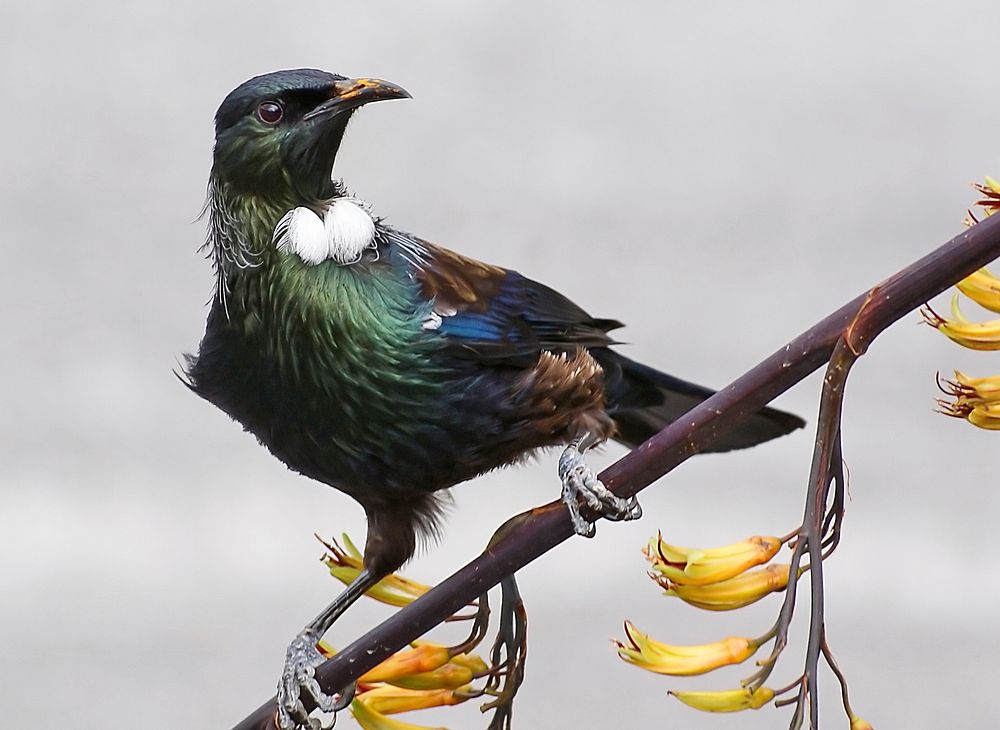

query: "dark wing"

left=394, top=235, right=806, bottom=451
left=602, top=353, right=806, bottom=451
left=413, top=241, right=622, bottom=365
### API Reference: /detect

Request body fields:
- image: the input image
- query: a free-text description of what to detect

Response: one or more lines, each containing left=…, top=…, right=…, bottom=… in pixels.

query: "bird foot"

left=277, top=629, right=353, bottom=730
left=558, top=442, right=642, bottom=537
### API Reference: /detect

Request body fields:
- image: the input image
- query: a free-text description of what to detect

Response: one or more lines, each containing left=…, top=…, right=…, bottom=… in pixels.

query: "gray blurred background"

left=2, top=1, right=998, bottom=728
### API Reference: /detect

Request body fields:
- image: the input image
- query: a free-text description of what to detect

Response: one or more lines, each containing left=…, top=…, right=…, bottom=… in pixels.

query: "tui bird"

left=185, top=69, right=804, bottom=729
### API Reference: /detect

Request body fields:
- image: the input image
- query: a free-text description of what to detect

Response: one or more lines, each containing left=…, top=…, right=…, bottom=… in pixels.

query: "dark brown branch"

left=232, top=213, right=1000, bottom=730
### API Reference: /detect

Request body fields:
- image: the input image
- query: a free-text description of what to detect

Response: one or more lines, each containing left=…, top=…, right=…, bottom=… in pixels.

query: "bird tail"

left=599, top=352, right=805, bottom=452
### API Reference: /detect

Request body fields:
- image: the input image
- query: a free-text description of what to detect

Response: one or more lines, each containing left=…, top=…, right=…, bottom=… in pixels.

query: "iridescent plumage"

left=184, top=69, right=804, bottom=728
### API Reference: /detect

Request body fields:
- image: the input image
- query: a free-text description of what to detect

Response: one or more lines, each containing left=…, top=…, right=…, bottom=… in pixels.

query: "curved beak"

left=303, top=77, right=411, bottom=121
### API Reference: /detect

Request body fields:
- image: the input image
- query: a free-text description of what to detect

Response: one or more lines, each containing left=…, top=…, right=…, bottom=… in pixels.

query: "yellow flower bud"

left=669, top=686, right=775, bottom=712
left=968, top=402, right=1000, bottom=430
left=956, top=268, right=1000, bottom=314
left=388, top=662, right=476, bottom=690
left=646, top=534, right=784, bottom=586
left=951, top=371, right=1000, bottom=404
left=447, top=652, right=489, bottom=675
left=924, top=297, right=1000, bottom=351
left=965, top=177, right=1000, bottom=225
left=850, top=715, right=875, bottom=730
left=323, top=534, right=431, bottom=607
left=358, top=644, right=452, bottom=684
left=355, top=686, right=465, bottom=716
left=662, top=564, right=799, bottom=611
left=615, top=621, right=759, bottom=676
left=939, top=372, right=1000, bottom=430
left=976, top=177, right=1000, bottom=214
left=350, top=695, right=450, bottom=730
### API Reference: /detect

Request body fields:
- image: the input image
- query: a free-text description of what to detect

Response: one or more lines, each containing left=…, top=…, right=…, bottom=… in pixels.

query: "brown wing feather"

left=414, top=243, right=507, bottom=316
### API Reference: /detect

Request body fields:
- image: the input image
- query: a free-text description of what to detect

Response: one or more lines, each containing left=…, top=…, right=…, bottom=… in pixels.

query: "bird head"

left=211, top=68, right=410, bottom=202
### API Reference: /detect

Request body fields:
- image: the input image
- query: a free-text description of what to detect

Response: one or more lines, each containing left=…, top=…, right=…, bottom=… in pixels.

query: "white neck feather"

left=274, top=197, right=376, bottom=266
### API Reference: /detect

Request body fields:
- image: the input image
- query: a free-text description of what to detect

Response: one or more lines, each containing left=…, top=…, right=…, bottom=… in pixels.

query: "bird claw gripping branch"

left=278, top=629, right=344, bottom=730
left=558, top=432, right=642, bottom=537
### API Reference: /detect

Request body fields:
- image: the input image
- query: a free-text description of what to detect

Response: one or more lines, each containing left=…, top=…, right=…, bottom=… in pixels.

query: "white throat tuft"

left=274, top=198, right=377, bottom=266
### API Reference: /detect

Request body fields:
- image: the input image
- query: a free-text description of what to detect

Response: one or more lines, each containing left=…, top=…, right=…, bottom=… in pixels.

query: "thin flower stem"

left=779, top=527, right=801, bottom=544
left=773, top=675, right=805, bottom=698
left=821, top=631, right=857, bottom=721
left=742, top=536, right=810, bottom=690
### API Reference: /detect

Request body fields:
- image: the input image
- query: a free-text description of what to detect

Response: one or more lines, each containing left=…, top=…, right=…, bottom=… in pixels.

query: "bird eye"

left=256, top=101, right=284, bottom=125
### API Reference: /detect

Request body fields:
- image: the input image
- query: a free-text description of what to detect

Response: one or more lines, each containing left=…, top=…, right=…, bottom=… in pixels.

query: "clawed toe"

left=559, top=434, right=642, bottom=537
left=277, top=630, right=344, bottom=730
left=603, top=494, right=643, bottom=522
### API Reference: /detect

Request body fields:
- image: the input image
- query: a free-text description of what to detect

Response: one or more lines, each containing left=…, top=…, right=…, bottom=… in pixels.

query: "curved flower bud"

left=957, top=268, right=1000, bottom=314
left=350, top=694, right=452, bottom=730
left=968, top=402, right=1000, bottom=430
left=669, top=686, right=775, bottom=712
left=965, top=177, right=1000, bottom=226
left=359, top=644, right=452, bottom=684
left=923, top=297, right=1000, bottom=351
left=975, top=177, right=1000, bottom=216
left=939, top=372, right=1000, bottom=430
left=447, top=652, right=489, bottom=675
left=355, top=686, right=465, bottom=715
left=951, top=371, right=1000, bottom=404
left=388, top=662, right=477, bottom=690
left=322, top=534, right=432, bottom=607
left=850, top=715, right=875, bottom=730
left=645, top=533, right=784, bottom=586
left=661, top=564, right=800, bottom=611
left=615, top=621, right=759, bottom=676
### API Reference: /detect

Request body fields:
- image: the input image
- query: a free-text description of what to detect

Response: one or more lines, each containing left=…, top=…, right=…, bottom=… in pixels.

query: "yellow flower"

left=387, top=661, right=477, bottom=691
left=446, top=652, right=489, bottom=675
left=322, top=534, right=431, bottom=607
left=928, top=176, right=1000, bottom=432
left=645, top=533, right=784, bottom=587
left=659, top=564, right=800, bottom=611
left=350, top=695, right=451, bottom=730
left=669, top=687, right=775, bottom=713
left=975, top=176, right=1000, bottom=217
left=314, top=537, right=498, bottom=729
left=850, top=715, right=875, bottom=730
left=940, top=370, right=1000, bottom=407
left=358, top=644, right=452, bottom=684
left=964, top=177, right=1000, bottom=226
left=355, top=685, right=466, bottom=715
left=956, top=268, right=1000, bottom=314
left=967, top=402, right=1000, bottom=430
left=953, top=371, right=1000, bottom=404
left=923, top=297, right=1000, bottom=351
left=314, top=640, right=485, bottom=729
left=938, top=372, right=1000, bottom=430
left=615, top=621, right=759, bottom=676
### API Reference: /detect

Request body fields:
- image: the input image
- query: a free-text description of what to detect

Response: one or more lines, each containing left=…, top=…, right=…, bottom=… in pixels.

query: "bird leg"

left=277, top=568, right=381, bottom=730
left=558, top=431, right=642, bottom=537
